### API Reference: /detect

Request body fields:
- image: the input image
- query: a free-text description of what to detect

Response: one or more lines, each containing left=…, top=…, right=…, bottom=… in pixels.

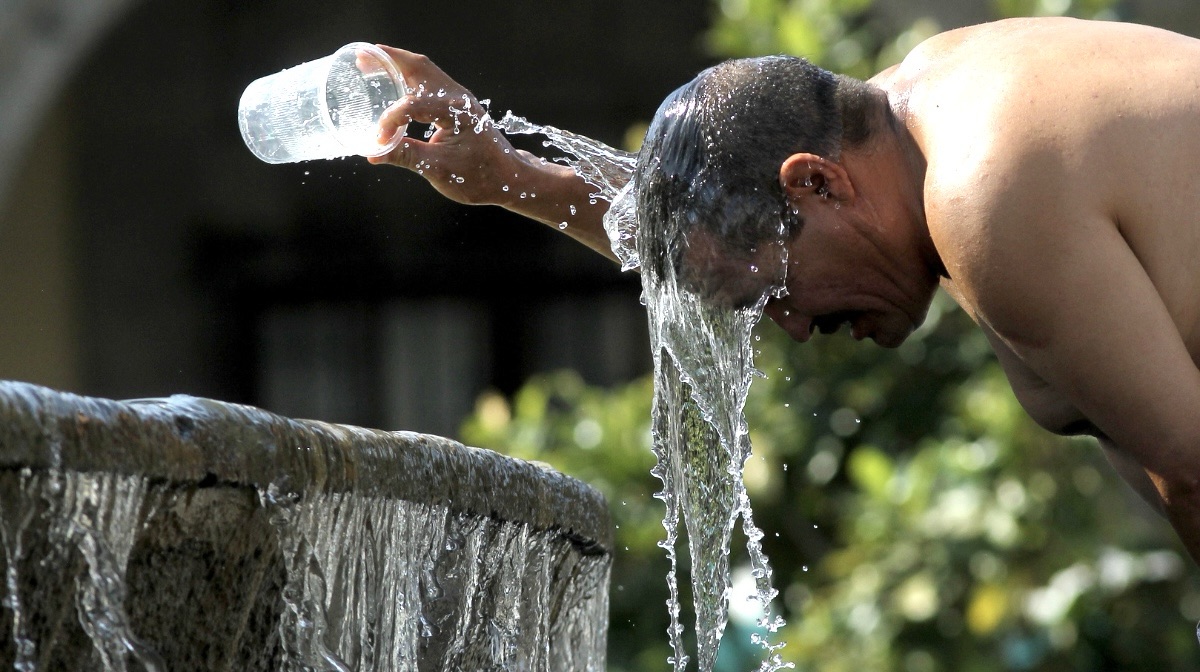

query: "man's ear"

left=780, top=153, right=855, bottom=203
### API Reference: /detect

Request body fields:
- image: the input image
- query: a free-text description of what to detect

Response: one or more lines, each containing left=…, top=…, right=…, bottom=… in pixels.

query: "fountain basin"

left=0, top=381, right=611, bottom=671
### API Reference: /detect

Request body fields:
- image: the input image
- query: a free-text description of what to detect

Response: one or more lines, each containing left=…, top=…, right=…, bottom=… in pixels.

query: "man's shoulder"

left=923, top=139, right=1105, bottom=345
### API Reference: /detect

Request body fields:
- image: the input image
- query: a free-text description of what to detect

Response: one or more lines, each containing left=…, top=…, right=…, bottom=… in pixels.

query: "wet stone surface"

left=0, top=381, right=612, bottom=671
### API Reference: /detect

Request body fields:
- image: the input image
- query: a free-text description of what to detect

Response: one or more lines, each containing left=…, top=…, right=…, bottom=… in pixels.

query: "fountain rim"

left=0, top=380, right=612, bottom=553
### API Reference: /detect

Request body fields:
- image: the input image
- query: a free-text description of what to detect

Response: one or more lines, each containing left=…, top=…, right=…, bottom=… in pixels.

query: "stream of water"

left=496, top=112, right=792, bottom=672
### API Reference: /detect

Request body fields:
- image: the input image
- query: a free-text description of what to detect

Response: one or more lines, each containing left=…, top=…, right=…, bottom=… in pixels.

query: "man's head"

left=632, top=55, right=886, bottom=308
left=632, top=55, right=941, bottom=348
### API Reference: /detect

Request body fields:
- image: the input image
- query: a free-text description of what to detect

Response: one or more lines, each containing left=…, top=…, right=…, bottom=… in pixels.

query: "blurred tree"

left=464, top=0, right=1200, bottom=670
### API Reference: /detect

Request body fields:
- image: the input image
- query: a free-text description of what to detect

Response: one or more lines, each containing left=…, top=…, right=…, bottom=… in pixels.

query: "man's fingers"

left=374, top=45, right=454, bottom=89
left=353, top=49, right=389, bottom=75
left=380, top=91, right=478, bottom=136
left=372, top=46, right=483, bottom=129
left=368, top=135, right=432, bottom=170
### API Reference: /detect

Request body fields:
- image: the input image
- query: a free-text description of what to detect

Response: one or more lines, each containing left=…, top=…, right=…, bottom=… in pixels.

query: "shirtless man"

left=368, top=18, right=1200, bottom=562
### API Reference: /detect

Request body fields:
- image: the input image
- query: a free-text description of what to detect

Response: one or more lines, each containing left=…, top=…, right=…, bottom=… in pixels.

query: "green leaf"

left=847, top=445, right=894, bottom=500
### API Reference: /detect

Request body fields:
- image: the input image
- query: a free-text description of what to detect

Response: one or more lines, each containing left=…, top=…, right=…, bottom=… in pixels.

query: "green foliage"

left=465, top=299, right=1200, bottom=671
left=990, top=0, right=1117, bottom=20
left=463, top=0, right=1200, bottom=669
left=705, top=0, right=1120, bottom=78
left=744, top=301, right=1200, bottom=671
left=705, top=0, right=941, bottom=77
left=461, top=373, right=676, bottom=671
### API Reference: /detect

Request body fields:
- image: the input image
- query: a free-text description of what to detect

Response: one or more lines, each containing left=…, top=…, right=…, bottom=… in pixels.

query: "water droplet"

left=558, top=222, right=568, bottom=229
left=455, top=176, right=465, bottom=184
left=569, top=205, right=577, bottom=215
left=502, top=185, right=510, bottom=192
left=519, top=192, right=527, bottom=199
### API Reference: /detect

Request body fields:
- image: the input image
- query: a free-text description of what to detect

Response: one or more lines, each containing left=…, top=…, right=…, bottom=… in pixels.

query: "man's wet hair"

left=633, top=55, right=883, bottom=281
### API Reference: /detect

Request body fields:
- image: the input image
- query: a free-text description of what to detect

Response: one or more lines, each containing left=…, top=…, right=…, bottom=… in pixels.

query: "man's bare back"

left=879, top=18, right=1200, bottom=542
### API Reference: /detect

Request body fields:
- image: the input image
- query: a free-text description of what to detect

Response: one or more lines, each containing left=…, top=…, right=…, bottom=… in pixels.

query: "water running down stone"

left=0, top=381, right=611, bottom=671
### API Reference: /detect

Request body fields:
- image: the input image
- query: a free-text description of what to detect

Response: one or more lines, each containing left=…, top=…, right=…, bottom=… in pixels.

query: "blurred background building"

left=1, top=0, right=1198, bottom=440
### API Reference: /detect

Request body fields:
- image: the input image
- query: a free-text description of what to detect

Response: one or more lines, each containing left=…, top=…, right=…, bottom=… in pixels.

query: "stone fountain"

left=0, top=380, right=611, bottom=671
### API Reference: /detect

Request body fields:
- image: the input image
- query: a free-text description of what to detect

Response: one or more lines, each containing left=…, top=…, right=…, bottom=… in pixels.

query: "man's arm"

left=1100, top=437, right=1167, bottom=517
left=366, top=47, right=616, bottom=260
left=938, top=166, right=1200, bottom=561
left=978, top=321, right=1168, bottom=516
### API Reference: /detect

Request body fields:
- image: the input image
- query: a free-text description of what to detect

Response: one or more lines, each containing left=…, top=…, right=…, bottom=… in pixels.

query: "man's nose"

left=764, top=302, right=812, bottom=343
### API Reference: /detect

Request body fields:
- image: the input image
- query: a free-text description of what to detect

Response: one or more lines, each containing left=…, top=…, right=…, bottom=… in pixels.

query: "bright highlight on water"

left=0, top=384, right=610, bottom=671
left=498, top=109, right=792, bottom=671
left=234, top=43, right=791, bottom=667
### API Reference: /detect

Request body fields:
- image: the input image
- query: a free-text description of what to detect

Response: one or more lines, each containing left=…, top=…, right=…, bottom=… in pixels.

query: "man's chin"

left=866, top=322, right=913, bottom=348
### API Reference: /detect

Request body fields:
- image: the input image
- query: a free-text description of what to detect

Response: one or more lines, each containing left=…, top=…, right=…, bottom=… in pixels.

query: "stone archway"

left=0, top=0, right=141, bottom=209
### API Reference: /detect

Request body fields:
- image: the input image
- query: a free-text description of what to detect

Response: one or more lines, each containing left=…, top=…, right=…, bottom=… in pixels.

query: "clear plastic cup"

left=238, top=42, right=408, bottom=164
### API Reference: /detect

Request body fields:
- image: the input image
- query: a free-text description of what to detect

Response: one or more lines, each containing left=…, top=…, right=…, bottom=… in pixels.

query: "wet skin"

left=369, top=19, right=1200, bottom=563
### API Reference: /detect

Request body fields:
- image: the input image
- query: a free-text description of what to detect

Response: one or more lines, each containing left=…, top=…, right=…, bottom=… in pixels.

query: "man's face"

left=678, top=230, right=788, bottom=311
left=683, top=217, right=930, bottom=349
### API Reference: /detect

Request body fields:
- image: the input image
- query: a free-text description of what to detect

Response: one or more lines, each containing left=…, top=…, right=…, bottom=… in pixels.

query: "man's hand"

left=365, top=46, right=618, bottom=260
left=366, top=46, right=532, bottom=208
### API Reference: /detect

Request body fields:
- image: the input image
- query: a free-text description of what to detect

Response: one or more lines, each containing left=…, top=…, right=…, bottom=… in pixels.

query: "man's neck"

left=847, top=101, right=942, bottom=280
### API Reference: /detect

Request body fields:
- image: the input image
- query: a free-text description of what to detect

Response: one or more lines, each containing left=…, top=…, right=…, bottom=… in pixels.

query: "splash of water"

left=0, top=465, right=607, bottom=672
left=638, top=231, right=789, bottom=672
left=0, top=378, right=612, bottom=672
left=495, top=112, right=636, bottom=205
left=0, top=470, right=168, bottom=672
left=493, top=113, right=641, bottom=271
left=499, top=115, right=791, bottom=670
